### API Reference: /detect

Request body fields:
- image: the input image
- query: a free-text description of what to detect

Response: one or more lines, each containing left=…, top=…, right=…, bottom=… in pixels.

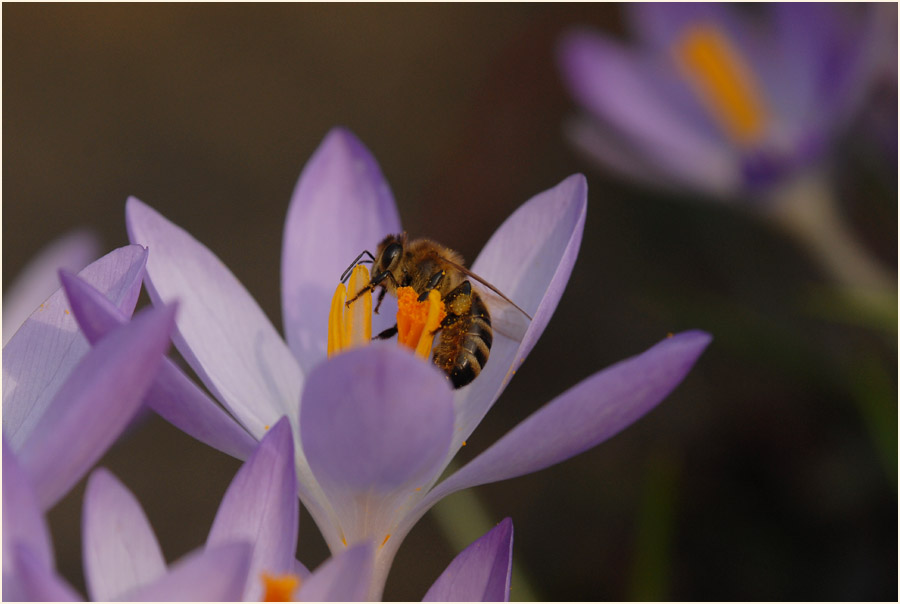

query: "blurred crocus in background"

left=558, top=3, right=896, bottom=306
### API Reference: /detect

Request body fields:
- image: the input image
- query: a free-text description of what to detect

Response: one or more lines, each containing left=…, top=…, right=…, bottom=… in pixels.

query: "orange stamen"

left=674, top=23, right=769, bottom=145
left=396, top=287, right=446, bottom=358
left=261, top=572, right=301, bottom=602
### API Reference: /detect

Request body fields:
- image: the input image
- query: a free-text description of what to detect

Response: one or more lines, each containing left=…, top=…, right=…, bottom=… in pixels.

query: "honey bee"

left=342, top=233, right=531, bottom=388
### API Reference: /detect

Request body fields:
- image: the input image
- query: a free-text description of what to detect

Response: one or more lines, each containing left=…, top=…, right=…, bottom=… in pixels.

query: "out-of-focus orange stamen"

left=674, top=23, right=769, bottom=146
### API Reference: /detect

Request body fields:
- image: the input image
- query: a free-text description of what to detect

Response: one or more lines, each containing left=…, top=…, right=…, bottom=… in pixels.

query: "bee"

left=342, top=233, right=531, bottom=389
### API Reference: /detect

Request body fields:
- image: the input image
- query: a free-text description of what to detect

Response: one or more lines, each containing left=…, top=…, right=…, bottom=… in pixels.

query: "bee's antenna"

left=340, top=250, right=376, bottom=283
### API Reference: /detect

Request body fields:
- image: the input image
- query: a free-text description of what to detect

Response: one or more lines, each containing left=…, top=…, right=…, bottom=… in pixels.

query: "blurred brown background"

left=4, top=4, right=896, bottom=600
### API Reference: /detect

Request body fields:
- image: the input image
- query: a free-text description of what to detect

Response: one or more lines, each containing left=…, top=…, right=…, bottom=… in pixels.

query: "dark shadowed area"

left=4, top=4, right=896, bottom=601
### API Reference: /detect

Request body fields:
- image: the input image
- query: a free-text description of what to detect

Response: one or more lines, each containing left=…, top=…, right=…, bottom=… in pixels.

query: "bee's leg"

left=374, top=324, right=398, bottom=340
left=373, top=286, right=388, bottom=314
left=417, top=270, right=446, bottom=302
left=347, top=271, right=397, bottom=308
left=346, top=281, right=377, bottom=307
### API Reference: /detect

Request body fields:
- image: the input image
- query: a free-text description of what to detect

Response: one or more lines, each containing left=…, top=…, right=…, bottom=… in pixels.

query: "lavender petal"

left=206, top=417, right=298, bottom=601
left=300, top=345, right=453, bottom=548
left=3, top=229, right=99, bottom=346
left=16, top=304, right=176, bottom=510
left=82, top=468, right=166, bottom=601
left=453, top=175, right=585, bottom=457
left=423, top=518, right=513, bottom=602
left=61, top=270, right=257, bottom=461
left=297, top=543, right=374, bottom=602
left=2, top=440, right=53, bottom=600
left=3, top=245, right=147, bottom=451
left=10, top=544, right=81, bottom=602
left=420, top=331, right=711, bottom=512
left=281, top=127, right=402, bottom=373
left=126, top=196, right=302, bottom=438
left=123, top=543, right=252, bottom=602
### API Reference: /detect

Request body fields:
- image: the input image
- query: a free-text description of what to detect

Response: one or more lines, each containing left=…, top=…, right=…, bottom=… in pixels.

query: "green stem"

left=767, top=171, right=895, bottom=294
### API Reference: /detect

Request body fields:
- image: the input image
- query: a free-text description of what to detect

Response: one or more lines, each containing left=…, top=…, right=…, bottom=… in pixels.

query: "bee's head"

left=372, top=233, right=406, bottom=283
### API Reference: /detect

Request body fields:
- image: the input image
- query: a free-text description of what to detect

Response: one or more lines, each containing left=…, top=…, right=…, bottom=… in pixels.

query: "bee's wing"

left=439, top=257, right=532, bottom=342
left=477, top=288, right=531, bottom=342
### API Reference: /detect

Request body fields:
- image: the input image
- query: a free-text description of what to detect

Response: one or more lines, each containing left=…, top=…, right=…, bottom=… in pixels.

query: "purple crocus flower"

left=6, top=418, right=375, bottom=601
left=1, top=301, right=177, bottom=599
left=1, top=244, right=177, bottom=512
left=64, top=128, right=710, bottom=599
left=3, top=229, right=99, bottom=346
left=9, top=412, right=509, bottom=602
left=558, top=3, right=884, bottom=200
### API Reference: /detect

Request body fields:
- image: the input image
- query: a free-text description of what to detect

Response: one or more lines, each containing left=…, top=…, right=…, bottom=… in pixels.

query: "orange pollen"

left=380, top=534, right=392, bottom=548
left=261, top=572, right=302, bottom=602
left=673, top=23, right=769, bottom=146
left=396, top=287, right=446, bottom=358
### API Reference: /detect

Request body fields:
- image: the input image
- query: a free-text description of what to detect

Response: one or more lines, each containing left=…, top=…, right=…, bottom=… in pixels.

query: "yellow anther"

left=673, top=23, right=769, bottom=146
left=380, top=534, right=392, bottom=549
left=396, top=287, right=446, bottom=359
left=261, top=572, right=302, bottom=602
left=327, top=265, right=372, bottom=357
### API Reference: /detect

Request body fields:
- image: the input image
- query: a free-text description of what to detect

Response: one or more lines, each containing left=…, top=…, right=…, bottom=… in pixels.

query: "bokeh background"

left=4, top=4, right=897, bottom=600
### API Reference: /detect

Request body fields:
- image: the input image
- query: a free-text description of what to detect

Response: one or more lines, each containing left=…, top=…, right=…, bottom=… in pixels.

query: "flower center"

left=261, top=572, right=302, bottom=602
left=328, top=265, right=446, bottom=359
left=673, top=23, right=769, bottom=146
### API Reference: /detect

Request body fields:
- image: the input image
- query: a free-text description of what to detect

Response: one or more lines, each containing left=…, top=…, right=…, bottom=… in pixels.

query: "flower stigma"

left=327, top=267, right=447, bottom=360
left=673, top=23, right=769, bottom=146
left=261, top=572, right=302, bottom=602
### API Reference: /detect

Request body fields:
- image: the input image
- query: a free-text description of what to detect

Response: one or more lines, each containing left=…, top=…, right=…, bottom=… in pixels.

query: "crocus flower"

left=1, top=244, right=177, bottom=511
left=1, top=296, right=177, bottom=599
left=65, top=128, right=709, bottom=599
left=3, top=229, right=99, bottom=346
left=6, top=417, right=376, bottom=602
left=558, top=3, right=884, bottom=200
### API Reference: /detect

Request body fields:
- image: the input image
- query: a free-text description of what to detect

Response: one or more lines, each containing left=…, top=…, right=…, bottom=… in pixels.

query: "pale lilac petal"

left=564, top=113, right=736, bottom=200
left=423, top=518, right=513, bottom=602
left=281, top=128, right=402, bottom=373
left=297, top=543, right=374, bottom=603
left=60, top=270, right=257, bottom=461
left=123, top=543, right=252, bottom=602
left=126, top=197, right=302, bottom=439
left=301, top=345, right=453, bottom=549
left=421, top=331, right=711, bottom=512
left=82, top=468, right=165, bottom=601
left=558, top=29, right=737, bottom=192
left=3, top=229, right=100, bottom=346
left=451, top=175, right=585, bottom=456
left=3, top=245, right=147, bottom=451
left=2, top=440, right=53, bottom=599
left=206, top=417, right=298, bottom=601
left=10, top=544, right=81, bottom=602
left=16, top=304, right=176, bottom=510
